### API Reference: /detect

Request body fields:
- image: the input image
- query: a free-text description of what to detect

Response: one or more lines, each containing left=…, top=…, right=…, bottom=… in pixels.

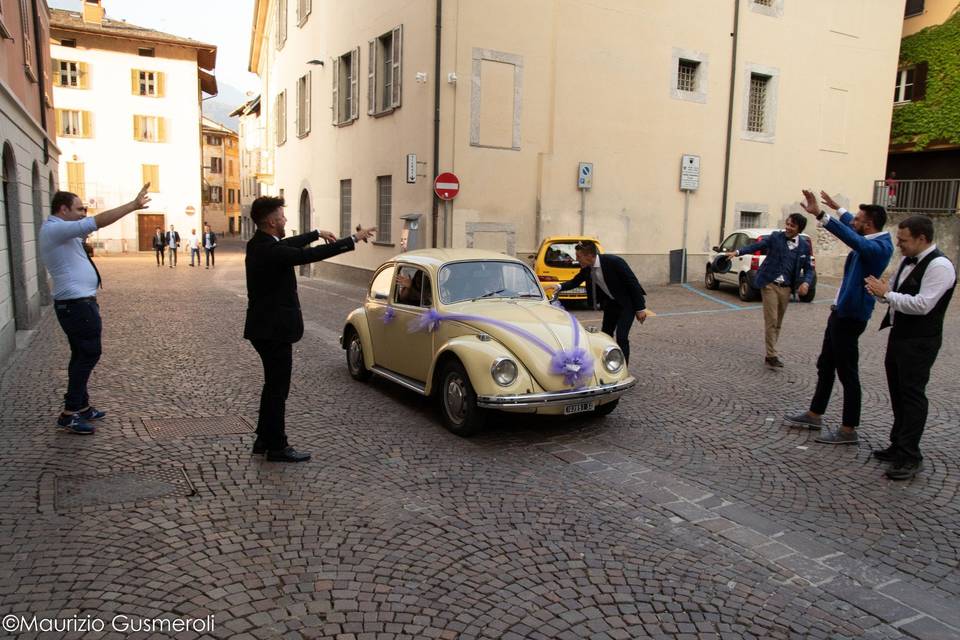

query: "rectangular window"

left=132, top=69, right=164, bottom=97
left=677, top=59, right=699, bottom=92
left=753, top=0, right=772, bottom=5
left=297, top=71, right=311, bottom=137
left=54, top=60, right=87, bottom=88
left=59, top=38, right=76, bottom=47
left=275, top=90, right=287, bottom=144
left=66, top=162, right=85, bottom=200
left=206, top=135, right=222, bottom=146
left=895, top=68, right=915, bottom=103
left=368, top=26, right=403, bottom=115
left=739, top=211, right=761, bottom=228
left=19, top=0, right=36, bottom=81
left=376, top=176, right=392, bottom=243
left=142, top=164, right=160, bottom=192
left=332, top=48, right=360, bottom=125
left=138, top=47, right=155, bottom=57
left=747, top=73, right=769, bottom=133
left=133, top=115, right=166, bottom=142
left=339, top=179, right=352, bottom=238
left=56, top=109, right=91, bottom=137
left=905, top=0, right=924, bottom=17
left=297, top=0, right=311, bottom=26
left=210, top=157, right=222, bottom=173
left=276, top=0, right=287, bottom=49
left=208, top=186, right=222, bottom=203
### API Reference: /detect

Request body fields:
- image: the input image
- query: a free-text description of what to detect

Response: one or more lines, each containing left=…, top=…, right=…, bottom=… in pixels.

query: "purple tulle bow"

left=383, top=307, right=396, bottom=324
left=549, top=346, right=595, bottom=387
left=410, top=308, right=443, bottom=333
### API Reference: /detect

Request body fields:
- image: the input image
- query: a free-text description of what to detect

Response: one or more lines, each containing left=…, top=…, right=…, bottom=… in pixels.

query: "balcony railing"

left=873, top=179, right=960, bottom=215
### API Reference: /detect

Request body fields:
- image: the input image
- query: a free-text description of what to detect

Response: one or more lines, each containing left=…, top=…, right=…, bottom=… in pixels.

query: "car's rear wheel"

left=705, top=267, right=720, bottom=290
left=345, top=327, right=372, bottom=381
left=439, top=360, right=487, bottom=437
left=594, top=399, right=619, bottom=417
left=738, top=274, right=758, bottom=302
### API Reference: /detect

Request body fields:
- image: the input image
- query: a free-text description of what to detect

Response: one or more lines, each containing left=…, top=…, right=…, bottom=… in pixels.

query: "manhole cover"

left=143, top=416, right=254, bottom=437
left=55, top=466, right=196, bottom=511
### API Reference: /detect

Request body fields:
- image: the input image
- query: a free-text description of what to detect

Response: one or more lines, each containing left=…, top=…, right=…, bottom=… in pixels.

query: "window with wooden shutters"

left=895, top=63, right=927, bottom=103
left=57, top=109, right=91, bottom=137
left=209, top=186, right=222, bottom=203
left=275, top=90, right=287, bottom=144
left=276, top=0, right=287, bottom=49
left=297, top=0, right=311, bottom=26
left=142, top=165, right=160, bottom=192
left=132, top=70, right=164, bottom=97
left=66, top=162, right=86, bottom=200
left=339, top=179, right=352, bottom=238
left=133, top=115, right=165, bottom=142
left=297, top=71, right=311, bottom=137
left=19, top=0, right=36, bottom=81
left=53, top=60, right=88, bottom=88
left=333, top=48, right=359, bottom=125
left=210, top=157, right=222, bottom=173
left=369, top=25, right=403, bottom=115
left=376, top=176, right=392, bottom=243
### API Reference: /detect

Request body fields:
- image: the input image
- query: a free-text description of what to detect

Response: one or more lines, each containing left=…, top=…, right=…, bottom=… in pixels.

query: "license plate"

left=562, top=287, right=586, bottom=295
left=564, top=401, right=595, bottom=415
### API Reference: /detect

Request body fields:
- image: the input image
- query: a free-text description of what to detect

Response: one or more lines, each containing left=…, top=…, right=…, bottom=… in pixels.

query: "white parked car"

left=705, top=228, right=817, bottom=302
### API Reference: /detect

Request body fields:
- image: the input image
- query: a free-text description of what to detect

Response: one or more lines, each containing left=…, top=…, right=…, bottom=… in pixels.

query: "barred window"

left=754, top=0, right=772, bottom=6
left=677, top=59, right=699, bottom=92
left=376, top=176, right=392, bottom=243
left=747, top=73, right=769, bottom=133
left=339, top=179, right=352, bottom=238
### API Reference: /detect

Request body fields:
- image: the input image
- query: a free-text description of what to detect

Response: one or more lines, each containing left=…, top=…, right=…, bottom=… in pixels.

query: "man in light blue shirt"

left=38, top=185, right=150, bottom=434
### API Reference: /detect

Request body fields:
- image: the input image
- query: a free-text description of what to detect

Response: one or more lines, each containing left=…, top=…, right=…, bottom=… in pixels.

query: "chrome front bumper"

left=476, top=377, right=636, bottom=409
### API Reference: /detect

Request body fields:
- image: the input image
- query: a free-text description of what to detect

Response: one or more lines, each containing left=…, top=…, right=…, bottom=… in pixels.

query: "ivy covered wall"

left=891, top=7, right=960, bottom=149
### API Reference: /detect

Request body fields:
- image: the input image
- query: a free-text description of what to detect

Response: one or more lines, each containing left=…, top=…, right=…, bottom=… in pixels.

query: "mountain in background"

left=202, top=82, right=250, bottom=131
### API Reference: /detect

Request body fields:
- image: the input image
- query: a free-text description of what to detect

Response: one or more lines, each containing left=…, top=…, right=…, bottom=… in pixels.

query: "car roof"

left=541, top=235, right=601, bottom=244
left=390, top=248, right=525, bottom=269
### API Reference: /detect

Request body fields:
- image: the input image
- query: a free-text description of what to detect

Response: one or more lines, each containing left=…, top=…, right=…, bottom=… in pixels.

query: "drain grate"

left=54, top=466, right=196, bottom=511
left=142, top=415, right=254, bottom=437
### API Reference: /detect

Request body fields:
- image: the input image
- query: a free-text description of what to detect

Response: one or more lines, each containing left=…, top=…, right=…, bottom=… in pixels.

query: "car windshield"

left=544, top=242, right=580, bottom=268
left=438, top=261, right=543, bottom=304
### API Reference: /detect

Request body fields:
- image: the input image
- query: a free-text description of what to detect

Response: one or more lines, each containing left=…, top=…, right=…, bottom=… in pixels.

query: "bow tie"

left=903, top=256, right=918, bottom=266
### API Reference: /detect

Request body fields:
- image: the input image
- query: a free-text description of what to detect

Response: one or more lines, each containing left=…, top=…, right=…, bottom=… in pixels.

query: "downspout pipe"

left=431, top=0, right=442, bottom=248
left=719, top=0, right=740, bottom=241
left=31, top=0, right=49, bottom=164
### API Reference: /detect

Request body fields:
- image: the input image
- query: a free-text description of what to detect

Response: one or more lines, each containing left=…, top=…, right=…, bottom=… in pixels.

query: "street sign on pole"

left=577, top=162, right=593, bottom=190
left=434, top=172, right=460, bottom=200
left=406, top=154, right=417, bottom=183
left=680, top=154, right=700, bottom=191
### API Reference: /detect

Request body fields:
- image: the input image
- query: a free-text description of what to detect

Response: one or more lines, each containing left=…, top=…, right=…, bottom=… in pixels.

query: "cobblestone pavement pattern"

left=1, top=240, right=958, bottom=640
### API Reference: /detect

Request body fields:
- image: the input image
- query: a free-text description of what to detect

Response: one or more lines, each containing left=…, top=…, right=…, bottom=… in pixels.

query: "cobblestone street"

left=1, top=240, right=958, bottom=640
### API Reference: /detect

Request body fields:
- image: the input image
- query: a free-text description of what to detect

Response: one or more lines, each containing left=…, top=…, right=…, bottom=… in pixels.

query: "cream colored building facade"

left=249, top=0, right=904, bottom=282
left=201, top=117, right=240, bottom=235
left=50, top=2, right=217, bottom=253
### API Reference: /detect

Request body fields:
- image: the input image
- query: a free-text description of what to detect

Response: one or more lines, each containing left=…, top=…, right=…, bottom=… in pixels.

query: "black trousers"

left=601, top=301, right=636, bottom=364
left=54, top=299, right=102, bottom=412
left=154, top=247, right=165, bottom=265
left=251, top=339, right=293, bottom=450
left=885, top=333, right=941, bottom=463
left=205, top=247, right=215, bottom=267
left=809, top=311, right=868, bottom=427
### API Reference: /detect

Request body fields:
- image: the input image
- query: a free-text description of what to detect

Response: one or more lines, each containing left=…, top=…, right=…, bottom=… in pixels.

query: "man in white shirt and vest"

left=38, top=185, right=151, bottom=434
left=866, top=215, right=956, bottom=480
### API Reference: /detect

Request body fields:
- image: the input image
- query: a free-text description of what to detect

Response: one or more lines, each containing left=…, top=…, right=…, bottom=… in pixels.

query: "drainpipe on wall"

left=431, top=0, right=442, bottom=247
left=31, top=0, right=49, bottom=164
left=719, top=0, right=741, bottom=241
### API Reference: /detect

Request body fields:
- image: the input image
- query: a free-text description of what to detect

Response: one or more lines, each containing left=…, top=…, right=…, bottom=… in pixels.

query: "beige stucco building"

left=201, top=117, right=240, bottom=235
left=249, top=0, right=904, bottom=282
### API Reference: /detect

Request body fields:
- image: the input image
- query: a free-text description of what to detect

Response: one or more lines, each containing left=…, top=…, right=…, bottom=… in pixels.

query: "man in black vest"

left=558, top=241, right=647, bottom=363
left=865, top=215, right=956, bottom=480
left=151, top=226, right=165, bottom=266
left=245, top=196, right=375, bottom=462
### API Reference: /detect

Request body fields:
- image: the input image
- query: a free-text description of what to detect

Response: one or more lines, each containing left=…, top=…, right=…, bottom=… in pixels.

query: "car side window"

left=421, top=275, right=433, bottom=307
left=394, top=266, right=430, bottom=307
left=369, top=265, right=395, bottom=301
left=719, top=234, right=739, bottom=252
left=734, top=234, right=753, bottom=250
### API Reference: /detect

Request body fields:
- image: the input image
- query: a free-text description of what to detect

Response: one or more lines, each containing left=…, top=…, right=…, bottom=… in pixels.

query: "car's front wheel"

left=705, top=267, right=720, bottom=290
left=439, top=360, right=487, bottom=436
left=739, top=274, right=758, bottom=302
left=594, top=399, right=619, bottom=417
left=345, top=327, right=372, bottom=382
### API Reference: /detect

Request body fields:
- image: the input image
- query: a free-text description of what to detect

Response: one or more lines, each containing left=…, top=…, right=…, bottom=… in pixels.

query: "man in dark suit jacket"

left=245, top=196, right=375, bottom=462
left=558, top=240, right=647, bottom=363
left=728, top=213, right=815, bottom=367
left=151, top=226, right=165, bottom=266
left=202, top=223, right=217, bottom=269
left=165, top=225, right=180, bottom=268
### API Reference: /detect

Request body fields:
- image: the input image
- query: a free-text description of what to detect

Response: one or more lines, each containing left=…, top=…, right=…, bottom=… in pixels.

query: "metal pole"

left=681, top=190, right=690, bottom=283
left=444, top=200, right=452, bottom=247
left=579, top=189, right=586, bottom=235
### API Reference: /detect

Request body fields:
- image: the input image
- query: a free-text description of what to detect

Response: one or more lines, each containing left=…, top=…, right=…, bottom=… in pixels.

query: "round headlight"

left=491, top=358, right=519, bottom=386
left=602, top=346, right=625, bottom=373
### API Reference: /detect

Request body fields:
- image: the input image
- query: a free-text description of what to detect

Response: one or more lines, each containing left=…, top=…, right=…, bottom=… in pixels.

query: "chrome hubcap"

left=444, top=374, right=466, bottom=423
left=348, top=337, right=363, bottom=372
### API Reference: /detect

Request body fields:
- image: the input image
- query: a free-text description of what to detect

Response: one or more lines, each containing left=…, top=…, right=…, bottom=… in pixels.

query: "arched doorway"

left=2, top=142, right=29, bottom=330
left=32, top=163, right=50, bottom=305
left=298, top=188, right=311, bottom=276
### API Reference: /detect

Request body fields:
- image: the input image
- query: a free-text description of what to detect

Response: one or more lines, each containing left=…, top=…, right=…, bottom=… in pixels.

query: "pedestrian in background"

left=866, top=215, right=956, bottom=480
left=188, top=228, right=201, bottom=267
left=166, top=225, right=180, bottom=268
left=727, top=212, right=815, bottom=368
left=203, top=223, right=217, bottom=269
left=786, top=190, right=893, bottom=445
left=151, top=226, right=165, bottom=266
left=39, top=184, right=151, bottom=434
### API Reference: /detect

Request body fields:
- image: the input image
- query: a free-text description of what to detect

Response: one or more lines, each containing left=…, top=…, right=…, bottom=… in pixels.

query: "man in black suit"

left=151, top=226, right=165, bottom=266
left=165, top=225, right=180, bottom=268
left=245, top=196, right=375, bottom=462
left=202, top=223, right=217, bottom=269
left=558, top=240, right=648, bottom=363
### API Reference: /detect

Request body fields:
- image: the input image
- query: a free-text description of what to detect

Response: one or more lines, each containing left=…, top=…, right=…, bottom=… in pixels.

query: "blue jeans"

left=54, top=298, right=102, bottom=412
left=190, top=248, right=201, bottom=265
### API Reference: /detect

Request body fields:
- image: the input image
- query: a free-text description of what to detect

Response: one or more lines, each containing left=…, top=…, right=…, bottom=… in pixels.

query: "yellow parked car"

left=530, top=236, right=603, bottom=303
left=340, top=249, right=636, bottom=436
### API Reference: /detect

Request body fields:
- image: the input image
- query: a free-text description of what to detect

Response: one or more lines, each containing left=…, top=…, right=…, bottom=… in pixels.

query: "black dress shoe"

left=886, top=459, right=923, bottom=480
left=252, top=440, right=266, bottom=455
left=266, top=447, right=311, bottom=462
left=872, top=446, right=898, bottom=462
left=765, top=356, right=784, bottom=368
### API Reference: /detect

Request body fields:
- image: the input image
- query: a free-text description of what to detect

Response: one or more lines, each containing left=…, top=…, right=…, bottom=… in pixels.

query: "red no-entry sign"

left=434, top=172, right=460, bottom=200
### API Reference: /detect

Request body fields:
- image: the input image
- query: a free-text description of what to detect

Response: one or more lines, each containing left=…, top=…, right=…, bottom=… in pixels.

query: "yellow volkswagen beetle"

left=340, top=249, right=636, bottom=436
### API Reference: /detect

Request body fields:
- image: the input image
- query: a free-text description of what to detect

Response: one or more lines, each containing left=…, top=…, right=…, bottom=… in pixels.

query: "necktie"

left=84, top=244, right=102, bottom=289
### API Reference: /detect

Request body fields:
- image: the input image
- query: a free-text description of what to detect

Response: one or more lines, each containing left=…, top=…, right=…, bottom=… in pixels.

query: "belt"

left=55, top=296, right=97, bottom=304
left=773, top=281, right=792, bottom=288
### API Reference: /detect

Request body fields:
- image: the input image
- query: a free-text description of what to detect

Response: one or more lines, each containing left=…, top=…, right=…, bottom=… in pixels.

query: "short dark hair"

left=51, top=191, right=79, bottom=214
left=574, top=240, right=598, bottom=256
left=899, top=215, right=934, bottom=243
left=787, top=213, right=807, bottom=233
left=858, top=204, right=887, bottom=231
left=251, top=196, right=284, bottom=226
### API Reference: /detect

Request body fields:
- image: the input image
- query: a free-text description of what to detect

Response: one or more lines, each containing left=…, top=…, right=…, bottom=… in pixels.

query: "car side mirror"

left=527, top=254, right=536, bottom=260
left=712, top=246, right=720, bottom=252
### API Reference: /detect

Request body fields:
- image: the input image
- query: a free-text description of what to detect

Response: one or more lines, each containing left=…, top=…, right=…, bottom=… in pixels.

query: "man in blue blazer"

left=727, top=213, right=815, bottom=367
left=559, top=240, right=647, bottom=364
left=787, top=190, right=893, bottom=445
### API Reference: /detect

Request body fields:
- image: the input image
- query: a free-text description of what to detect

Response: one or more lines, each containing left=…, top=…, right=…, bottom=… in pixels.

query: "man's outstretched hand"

left=819, top=191, right=841, bottom=211
left=133, top=183, right=151, bottom=210
left=800, top=190, right=820, bottom=216
left=354, top=226, right=376, bottom=243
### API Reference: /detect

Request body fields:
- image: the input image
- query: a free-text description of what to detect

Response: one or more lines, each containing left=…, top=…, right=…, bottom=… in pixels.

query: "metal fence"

left=873, top=179, right=960, bottom=215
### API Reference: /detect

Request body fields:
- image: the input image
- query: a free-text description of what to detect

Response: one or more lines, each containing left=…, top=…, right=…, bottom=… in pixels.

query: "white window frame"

left=138, top=70, right=158, bottom=96
left=139, top=116, right=161, bottom=142
left=741, top=63, right=779, bottom=143
left=367, top=25, right=403, bottom=116
left=894, top=67, right=915, bottom=104
left=60, top=109, right=84, bottom=136
left=332, top=47, right=359, bottom=125
left=297, top=71, right=311, bottom=137
left=58, top=60, right=81, bottom=87
left=670, top=48, right=709, bottom=104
